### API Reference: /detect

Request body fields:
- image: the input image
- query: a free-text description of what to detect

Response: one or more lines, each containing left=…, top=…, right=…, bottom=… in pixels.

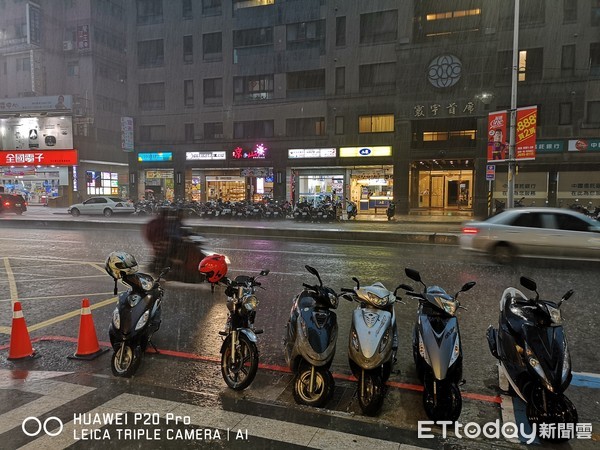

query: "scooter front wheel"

left=526, top=385, right=578, bottom=442
left=293, top=367, right=333, bottom=407
left=111, top=345, right=141, bottom=377
left=221, top=333, right=259, bottom=390
left=357, top=371, right=385, bottom=416
left=423, top=377, right=462, bottom=422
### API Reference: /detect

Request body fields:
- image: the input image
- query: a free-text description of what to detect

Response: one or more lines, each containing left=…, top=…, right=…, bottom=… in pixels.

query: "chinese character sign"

left=516, top=106, right=537, bottom=160
left=487, top=106, right=537, bottom=162
left=487, top=111, right=508, bottom=162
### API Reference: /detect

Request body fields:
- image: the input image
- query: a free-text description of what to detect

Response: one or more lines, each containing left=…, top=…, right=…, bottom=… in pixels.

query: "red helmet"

left=198, top=254, right=228, bottom=283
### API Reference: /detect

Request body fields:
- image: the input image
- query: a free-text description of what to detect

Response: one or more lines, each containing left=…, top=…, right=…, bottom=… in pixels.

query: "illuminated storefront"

left=137, top=152, right=174, bottom=201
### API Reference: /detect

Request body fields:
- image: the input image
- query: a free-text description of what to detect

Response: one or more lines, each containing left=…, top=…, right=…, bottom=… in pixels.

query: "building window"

left=184, top=80, right=194, bottom=107
left=336, top=17, right=346, bottom=46
left=497, top=48, right=543, bottom=83
left=414, top=4, right=481, bottom=41
left=203, top=78, right=223, bottom=105
left=561, top=44, right=575, bottom=77
left=67, top=62, right=80, bottom=76
left=136, top=0, right=163, bottom=25
left=286, top=20, right=325, bottom=52
left=286, top=70, right=325, bottom=98
left=593, top=0, right=600, bottom=26
left=359, top=115, right=395, bottom=133
left=520, top=0, right=545, bottom=25
left=16, top=57, right=30, bottom=72
left=203, top=32, right=222, bottom=60
left=591, top=43, right=600, bottom=77
left=202, top=0, right=221, bottom=15
left=182, top=0, right=192, bottom=19
left=137, top=39, right=164, bottom=67
left=185, top=123, right=195, bottom=141
left=359, top=62, right=396, bottom=92
left=564, top=0, right=577, bottom=22
left=183, top=35, right=193, bottom=63
left=286, top=117, right=325, bottom=137
left=559, top=102, right=572, bottom=125
left=421, top=130, right=476, bottom=141
left=335, top=67, right=345, bottom=94
left=233, top=0, right=274, bottom=12
left=139, top=82, right=165, bottom=110
left=335, top=116, right=344, bottom=135
left=234, top=74, right=274, bottom=101
left=587, top=101, right=600, bottom=124
left=233, top=27, right=273, bottom=47
left=139, top=124, right=166, bottom=142
left=204, top=122, right=223, bottom=139
left=233, top=120, right=274, bottom=139
left=360, top=10, right=398, bottom=44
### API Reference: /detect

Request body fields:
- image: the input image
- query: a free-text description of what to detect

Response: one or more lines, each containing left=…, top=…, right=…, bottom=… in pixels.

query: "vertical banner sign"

left=487, top=111, right=508, bottom=162
left=515, top=106, right=537, bottom=160
left=77, top=25, right=90, bottom=50
left=121, top=117, right=134, bottom=152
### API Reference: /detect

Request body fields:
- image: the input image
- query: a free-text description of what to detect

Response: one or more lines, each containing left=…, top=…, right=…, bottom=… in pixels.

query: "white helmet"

left=105, top=251, right=139, bottom=280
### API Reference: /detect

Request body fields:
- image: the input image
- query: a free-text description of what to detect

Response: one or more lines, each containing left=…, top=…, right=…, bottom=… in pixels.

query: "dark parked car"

left=0, top=193, right=28, bottom=215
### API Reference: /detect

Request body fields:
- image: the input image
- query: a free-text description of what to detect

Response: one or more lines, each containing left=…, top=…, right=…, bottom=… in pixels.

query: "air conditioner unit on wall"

left=63, top=41, right=74, bottom=51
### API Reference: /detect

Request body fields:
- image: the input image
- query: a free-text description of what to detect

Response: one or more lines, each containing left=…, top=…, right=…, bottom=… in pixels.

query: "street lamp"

left=507, top=0, right=520, bottom=209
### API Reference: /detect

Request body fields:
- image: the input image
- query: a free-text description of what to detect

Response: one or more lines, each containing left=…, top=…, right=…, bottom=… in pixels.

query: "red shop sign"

left=0, top=149, right=78, bottom=166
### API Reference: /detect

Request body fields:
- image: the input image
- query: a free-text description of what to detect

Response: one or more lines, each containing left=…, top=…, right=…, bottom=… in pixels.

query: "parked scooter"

left=340, top=277, right=402, bottom=415
left=213, top=265, right=270, bottom=390
left=487, top=277, right=577, bottom=439
left=400, top=268, right=476, bottom=421
left=386, top=201, right=396, bottom=221
left=284, top=265, right=339, bottom=407
left=105, top=251, right=169, bottom=377
left=346, top=198, right=357, bottom=220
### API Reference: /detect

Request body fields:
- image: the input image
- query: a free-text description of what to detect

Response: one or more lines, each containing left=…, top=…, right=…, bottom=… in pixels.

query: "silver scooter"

left=400, top=268, right=476, bottom=422
left=340, top=277, right=402, bottom=416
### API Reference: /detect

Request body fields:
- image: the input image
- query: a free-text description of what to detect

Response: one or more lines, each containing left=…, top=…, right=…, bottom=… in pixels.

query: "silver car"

left=459, top=207, right=600, bottom=263
left=68, top=196, right=135, bottom=217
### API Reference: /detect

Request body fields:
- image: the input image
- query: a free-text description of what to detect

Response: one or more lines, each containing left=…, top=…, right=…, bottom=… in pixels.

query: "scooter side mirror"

left=520, top=276, right=537, bottom=292
left=560, top=289, right=574, bottom=305
left=405, top=268, right=421, bottom=283
left=306, top=265, right=322, bottom=286
left=352, top=277, right=360, bottom=289
left=260, top=269, right=270, bottom=276
left=461, top=281, right=476, bottom=292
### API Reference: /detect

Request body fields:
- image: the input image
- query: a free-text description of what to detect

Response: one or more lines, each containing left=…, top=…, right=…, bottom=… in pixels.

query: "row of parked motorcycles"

left=105, top=249, right=577, bottom=441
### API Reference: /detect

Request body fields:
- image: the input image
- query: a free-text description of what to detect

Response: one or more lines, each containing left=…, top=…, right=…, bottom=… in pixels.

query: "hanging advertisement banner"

left=0, top=117, right=73, bottom=150
left=487, top=106, right=537, bottom=162
left=121, top=117, right=134, bottom=152
left=516, top=105, right=537, bottom=160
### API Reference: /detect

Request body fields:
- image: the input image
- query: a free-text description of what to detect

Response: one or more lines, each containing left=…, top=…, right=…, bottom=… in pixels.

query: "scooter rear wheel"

left=111, top=345, right=141, bottom=377
left=293, top=367, right=332, bottom=407
left=221, top=333, right=259, bottom=390
left=357, top=372, right=385, bottom=416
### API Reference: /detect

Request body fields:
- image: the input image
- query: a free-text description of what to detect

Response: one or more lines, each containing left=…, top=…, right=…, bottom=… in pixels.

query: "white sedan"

left=68, top=196, right=135, bottom=217
left=459, top=207, right=600, bottom=263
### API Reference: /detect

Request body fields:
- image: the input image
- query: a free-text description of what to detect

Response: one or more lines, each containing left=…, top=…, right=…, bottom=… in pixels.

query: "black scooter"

left=284, top=265, right=339, bottom=407
left=108, top=267, right=169, bottom=377
left=487, top=277, right=577, bottom=440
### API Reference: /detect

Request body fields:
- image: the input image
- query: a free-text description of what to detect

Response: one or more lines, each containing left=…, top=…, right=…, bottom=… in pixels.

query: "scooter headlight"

left=366, top=292, right=387, bottom=307
left=135, top=310, right=150, bottom=331
left=547, top=304, right=562, bottom=325
left=561, top=340, right=571, bottom=385
left=299, top=317, right=308, bottom=337
left=526, top=346, right=553, bottom=392
left=351, top=328, right=360, bottom=351
left=243, top=295, right=258, bottom=312
left=438, top=297, right=458, bottom=316
left=112, top=307, right=120, bottom=329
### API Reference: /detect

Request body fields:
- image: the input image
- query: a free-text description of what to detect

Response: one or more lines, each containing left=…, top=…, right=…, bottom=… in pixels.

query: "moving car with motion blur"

left=459, top=207, right=600, bottom=263
left=0, top=193, right=28, bottom=215
left=68, top=196, right=135, bottom=217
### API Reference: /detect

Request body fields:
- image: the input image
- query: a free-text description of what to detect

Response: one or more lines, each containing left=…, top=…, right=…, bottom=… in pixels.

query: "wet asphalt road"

left=1, top=217, right=599, bottom=449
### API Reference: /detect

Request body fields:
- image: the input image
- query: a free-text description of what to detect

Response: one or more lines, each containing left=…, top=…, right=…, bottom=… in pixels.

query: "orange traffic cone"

left=8, top=302, right=36, bottom=360
left=68, top=299, right=108, bottom=360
